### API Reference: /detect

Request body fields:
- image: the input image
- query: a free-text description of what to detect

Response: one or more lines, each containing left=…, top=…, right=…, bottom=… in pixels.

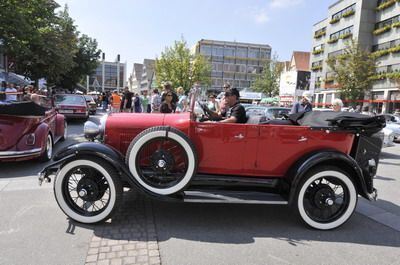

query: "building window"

left=331, top=4, right=356, bottom=20
left=375, top=15, right=400, bottom=29
left=328, top=49, right=345, bottom=58
left=329, top=26, right=354, bottom=40
left=224, top=47, right=235, bottom=57
left=200, top=45, right=212, bottom=56
left=236, top=47, right=247, bottom=58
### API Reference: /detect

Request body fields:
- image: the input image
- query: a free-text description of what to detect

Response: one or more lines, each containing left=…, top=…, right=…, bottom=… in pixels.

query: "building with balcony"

left=140, top=59, right=156, bottom=92
left=310, top=0, right=400, bottom=113
left=279, top=51, right=311, bottom=106
left=88, top=59, right=127, bottom=93
left=195, top=39, right=272, bottom=92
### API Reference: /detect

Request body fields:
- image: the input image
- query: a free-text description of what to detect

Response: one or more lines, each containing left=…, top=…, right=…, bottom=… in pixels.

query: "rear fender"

left=287, top=150, right=371, bottom=204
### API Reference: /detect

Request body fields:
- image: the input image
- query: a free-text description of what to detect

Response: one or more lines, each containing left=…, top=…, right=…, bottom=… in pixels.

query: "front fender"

left=287, top=150, right=372, bottom=204
left=40, top=142, right=166, bottom=198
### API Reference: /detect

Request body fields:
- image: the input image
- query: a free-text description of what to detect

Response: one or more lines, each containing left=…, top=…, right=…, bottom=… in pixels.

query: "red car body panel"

left=104, top=112, right=354, bottom=177
left=0, top=108, right=65, bottom=162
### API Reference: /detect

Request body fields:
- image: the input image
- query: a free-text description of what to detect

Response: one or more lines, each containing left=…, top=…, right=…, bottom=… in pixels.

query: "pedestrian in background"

left=121, top=87, right=133, bottom=112
left=0, top=81, right=6, bottom=92
left=141, top=90, right=151, bottom=113
left=207, top=93, right=220, bottom=112
left=160, top=91, right=176, bottom=113
left=151, top=89, right=161, bottom=113
left=161, top=82, right=178, bottom=105
left=290, top=91, right=313, bottom=114
left=5, top=83, right=17, bottom=102
left=133, top=93, right=142, bottom=113
left=332, top=98, right=343, bottom=112
left=176, top=86, right=188, bottom=112
left=110, top=90, right=121, bottom=113
left=219, top=82, right=231, bottom=114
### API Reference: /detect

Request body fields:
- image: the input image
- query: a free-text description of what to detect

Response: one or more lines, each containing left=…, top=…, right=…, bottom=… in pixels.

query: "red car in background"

left=40, top=88, right=385, bottom=230
left=55, top=94, right=89, bottom=120
left=0, top=95, right=67, bottom=162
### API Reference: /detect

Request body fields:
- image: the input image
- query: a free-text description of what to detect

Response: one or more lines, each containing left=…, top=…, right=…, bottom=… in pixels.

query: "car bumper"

left=0, top=148, right=42, bottom=160
left=61, top=113, right=88, bottom=119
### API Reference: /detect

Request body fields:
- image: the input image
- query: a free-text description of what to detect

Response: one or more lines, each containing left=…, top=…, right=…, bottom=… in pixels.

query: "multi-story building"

left=88, top=59, right=127, bottom=93
left=140, top=59, right=156, bottom=92
left=279, top=51, right=311, bottom=106
left=310, top=0, right=400, bottom=113
left=128, top=63, right=143, bottom=93
left=195, top=39, right=272, bottom=92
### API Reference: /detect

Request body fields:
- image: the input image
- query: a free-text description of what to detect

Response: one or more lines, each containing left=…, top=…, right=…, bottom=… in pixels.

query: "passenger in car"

left=207, top=88, right=246, bottom=123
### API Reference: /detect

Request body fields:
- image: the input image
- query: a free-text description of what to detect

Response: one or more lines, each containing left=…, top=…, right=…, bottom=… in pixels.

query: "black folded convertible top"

left=289, top=111, right=386, bottom=134
left=0, top=101, right=49, bottom=117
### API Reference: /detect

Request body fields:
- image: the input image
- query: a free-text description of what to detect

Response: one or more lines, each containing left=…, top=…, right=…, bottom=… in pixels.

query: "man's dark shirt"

left=221, top=101, right=247, bottom=123
left=122, top=92, right=133, bottom=108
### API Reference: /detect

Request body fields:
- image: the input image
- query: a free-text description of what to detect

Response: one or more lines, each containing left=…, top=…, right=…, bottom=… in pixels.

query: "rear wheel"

left=39, top=134, right=53, bottom=162
left=296, top=166, right=357, bottom=230
left=126, top=126, right=197, bottom=195
left=60, top=121, right=67, bottom=141
left=54, top=158, right=122, bottom=224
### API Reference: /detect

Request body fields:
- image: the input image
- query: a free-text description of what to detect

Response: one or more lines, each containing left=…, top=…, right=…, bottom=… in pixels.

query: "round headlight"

left=84, top=121, right=100, bottom=139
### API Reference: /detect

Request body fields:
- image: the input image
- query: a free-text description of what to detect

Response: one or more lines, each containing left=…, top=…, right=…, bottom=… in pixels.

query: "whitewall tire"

left=54, top=158, right=122, bottom=224
left=126, top=126, right=197, bottom=195
left=296, top=166, right=357, bottom=230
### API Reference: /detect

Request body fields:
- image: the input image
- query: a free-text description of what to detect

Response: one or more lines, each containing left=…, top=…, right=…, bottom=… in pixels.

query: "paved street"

left=0, top=111, right=400, bottom=265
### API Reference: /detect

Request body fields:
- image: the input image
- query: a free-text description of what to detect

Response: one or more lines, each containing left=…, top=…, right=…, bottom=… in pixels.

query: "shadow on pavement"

left=68, top=191, right=400, bottom=249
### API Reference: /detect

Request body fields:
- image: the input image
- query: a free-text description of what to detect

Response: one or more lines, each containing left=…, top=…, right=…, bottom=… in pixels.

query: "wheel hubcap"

left=157, top=159, right=166, bottom=168
left=79, top=189, right=87, bottom=197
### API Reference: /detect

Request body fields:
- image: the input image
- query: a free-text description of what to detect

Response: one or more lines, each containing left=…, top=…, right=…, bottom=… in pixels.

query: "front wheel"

left=296, top=166, right=357, bottom=230
left=54, top=158, right=123, bottom=224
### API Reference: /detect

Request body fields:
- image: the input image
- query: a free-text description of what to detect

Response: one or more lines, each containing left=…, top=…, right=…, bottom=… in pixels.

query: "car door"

left=192, top=122, right=248, bottom=175
left=256, top=124, right=311, bottom=176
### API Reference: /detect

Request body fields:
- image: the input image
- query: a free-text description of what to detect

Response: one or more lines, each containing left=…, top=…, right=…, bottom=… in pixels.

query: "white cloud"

left=254, top=8, right=269, bottom=24
left=269, top=0, right=303, bottom=9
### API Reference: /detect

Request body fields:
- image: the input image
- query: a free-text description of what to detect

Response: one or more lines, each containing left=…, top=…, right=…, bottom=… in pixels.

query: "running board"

left=182, top=190, right=288, bottom=205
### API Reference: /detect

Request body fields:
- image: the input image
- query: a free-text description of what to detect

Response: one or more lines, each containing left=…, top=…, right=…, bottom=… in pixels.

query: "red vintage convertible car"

left=0, top=95, right=67, bottom=162
left=39, top=89, right=385, bottom=230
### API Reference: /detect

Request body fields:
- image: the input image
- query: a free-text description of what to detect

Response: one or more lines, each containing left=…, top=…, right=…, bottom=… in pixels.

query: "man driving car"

left=205, top=88, right=246, bottom=123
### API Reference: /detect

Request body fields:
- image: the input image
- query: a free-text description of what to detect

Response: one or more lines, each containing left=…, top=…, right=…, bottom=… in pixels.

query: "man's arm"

left=220, top=116, right=237, bottom=123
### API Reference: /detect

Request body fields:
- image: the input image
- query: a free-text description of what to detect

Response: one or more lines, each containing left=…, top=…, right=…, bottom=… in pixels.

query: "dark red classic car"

left=40, top=89, right=385, bottom=230
left=0, top=96, right=67, bottom=162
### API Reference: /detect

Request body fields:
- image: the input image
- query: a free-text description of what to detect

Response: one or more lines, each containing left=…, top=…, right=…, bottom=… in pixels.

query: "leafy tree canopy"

left=251, top=55, right=283, bottom=97
left=155, top=39, right=210, bottom=92
left=326, top=39, right=376, bottom=103
left=0, top=0, right=100, bottom=88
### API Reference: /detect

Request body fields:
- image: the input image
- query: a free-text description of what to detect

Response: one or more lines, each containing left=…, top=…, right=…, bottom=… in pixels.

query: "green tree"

left=0, top=1, right=99, bottom=88
left=326, top=39, right=376, bottom=105
left=251, top=55, right=283, bottom=97
left=56, top=34, right=101, bottom=90
left=155, top=39, right=211, bottom=91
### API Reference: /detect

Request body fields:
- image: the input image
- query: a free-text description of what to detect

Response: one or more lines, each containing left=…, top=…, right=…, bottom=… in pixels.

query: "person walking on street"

left=133, top=93, right=142, bottom=113
left=141, top=90, right=151, bottom=113
left=151, top=89, right=161, bottom=113
left=290, top=91, right=313, bottom=114
left=121, top=87, right=133, bottom=112
left=161, top=82, right=178, bottom=105
left=110, top=90, right=121, bottom=113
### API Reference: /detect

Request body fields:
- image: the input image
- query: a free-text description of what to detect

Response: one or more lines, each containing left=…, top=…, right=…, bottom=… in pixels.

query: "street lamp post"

left=102, top=53, right=105, bottom=93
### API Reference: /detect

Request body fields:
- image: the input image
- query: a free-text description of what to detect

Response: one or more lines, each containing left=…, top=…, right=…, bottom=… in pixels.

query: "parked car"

left=84, top=95, right=97, bottom=115
left=245, top=106, right=290, bottom=120
left=0, top=96, right=67, bottom=162
left=54, top=94, right=89, bottom=120
left=40, top=89, right=385, bottom=230
left=384, top=115, right=400, bottom=142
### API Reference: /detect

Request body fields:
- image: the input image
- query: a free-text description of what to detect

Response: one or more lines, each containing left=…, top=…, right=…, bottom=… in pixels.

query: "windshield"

left=55, top=95, right=85, bottom=105
left=84, top=95, right=94, bottom=102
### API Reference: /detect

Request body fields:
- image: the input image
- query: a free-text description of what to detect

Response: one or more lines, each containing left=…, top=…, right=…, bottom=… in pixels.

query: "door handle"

left=234, top=133, right=244, bottom=139
left=298, top=136, right=308, bottom=142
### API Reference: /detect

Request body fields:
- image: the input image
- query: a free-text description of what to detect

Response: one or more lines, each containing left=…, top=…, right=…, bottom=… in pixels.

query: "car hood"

left=386, top=123, right=400, bottom=134
left=0, top=115, right=39, bottom=150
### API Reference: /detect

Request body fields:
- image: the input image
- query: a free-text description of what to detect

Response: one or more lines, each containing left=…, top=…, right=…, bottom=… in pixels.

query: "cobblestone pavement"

left=85, top=191, right=161, bottom=265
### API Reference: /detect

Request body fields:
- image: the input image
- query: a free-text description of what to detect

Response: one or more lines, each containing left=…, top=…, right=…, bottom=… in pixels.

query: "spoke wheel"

left=136, top=137, right=189, bottom=189
left=54, top=158, right=122, bottom=224
left=126, top=126, right=197, bottom=195
left=296, top=166, right=357, bottom=230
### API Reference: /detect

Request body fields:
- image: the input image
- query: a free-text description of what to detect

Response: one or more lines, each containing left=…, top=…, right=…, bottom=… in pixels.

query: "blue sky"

left=55, top=0, right=335, bottom=72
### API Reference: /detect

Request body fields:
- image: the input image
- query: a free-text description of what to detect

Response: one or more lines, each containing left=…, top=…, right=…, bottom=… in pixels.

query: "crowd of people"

left=0, top=81, right=47, bottom=103
left=99, top=82, right=189, bottom=114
